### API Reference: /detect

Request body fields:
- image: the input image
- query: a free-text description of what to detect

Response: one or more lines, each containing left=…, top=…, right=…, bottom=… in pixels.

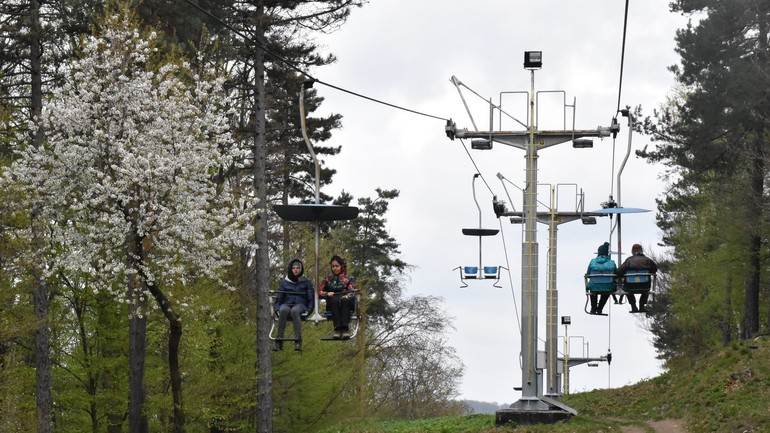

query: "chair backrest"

left=584, top=272, right=617, bottom=293
left=483, top=266, right=498, bottom=279
left=462, top=266, right=479, bottom=279
left=622, top=271, right=654, bottom=292
left=624, top=272, right=651, bottom=284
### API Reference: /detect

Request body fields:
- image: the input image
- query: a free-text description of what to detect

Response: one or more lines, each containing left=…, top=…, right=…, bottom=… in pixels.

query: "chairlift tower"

left=446, top=51, right=613, bottom=425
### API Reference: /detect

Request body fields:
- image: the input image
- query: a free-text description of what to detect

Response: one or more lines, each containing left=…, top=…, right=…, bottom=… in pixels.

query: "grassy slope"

left=317, top=336, right=770, bottom=433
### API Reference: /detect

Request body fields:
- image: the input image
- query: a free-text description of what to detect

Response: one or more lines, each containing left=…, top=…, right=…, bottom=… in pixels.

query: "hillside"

left=319, top=336, right=770, bottom=432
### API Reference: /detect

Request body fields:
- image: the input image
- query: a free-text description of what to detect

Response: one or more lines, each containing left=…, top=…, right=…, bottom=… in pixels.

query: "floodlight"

left=561, top=316, right=571, bottom=325
left=581, top=216, right=597, bottom=225
left=471, top=139, right=492, bottom=150
left=572, top=138, right=594, bottom=148
left=524, top=51, right=542, bottom=69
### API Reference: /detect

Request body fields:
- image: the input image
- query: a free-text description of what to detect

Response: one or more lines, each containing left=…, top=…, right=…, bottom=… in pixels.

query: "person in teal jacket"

left=585, top=242, right=617, bottom=315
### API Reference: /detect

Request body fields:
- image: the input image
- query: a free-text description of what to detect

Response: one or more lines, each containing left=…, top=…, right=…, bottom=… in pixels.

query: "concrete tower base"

left=495, top=408, right=572, bottom=426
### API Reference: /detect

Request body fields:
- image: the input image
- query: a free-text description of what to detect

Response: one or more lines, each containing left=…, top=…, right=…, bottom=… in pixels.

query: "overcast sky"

left=310, top=0, right=688, bottom=404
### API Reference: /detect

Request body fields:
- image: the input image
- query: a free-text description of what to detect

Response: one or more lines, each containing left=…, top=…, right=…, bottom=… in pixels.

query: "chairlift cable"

left=182, top=0, right=450, bottom=122
left=458, top=139, right=495, bottom=195
left=607, top=0, right=630, bottom=201
left=497, top=217, right=522, bottom=336
left=609, top=135, right=618, bottom=201
left=316, top=80, right=449, bottom=121
left=498, top=173, right=550, bottom=210
left=607, top=298, right=613, bottom=388
left=615, top=0, right=631, bottom=114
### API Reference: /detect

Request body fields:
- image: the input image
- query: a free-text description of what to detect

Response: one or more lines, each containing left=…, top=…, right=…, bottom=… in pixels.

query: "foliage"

left=328, top=188, right=408, bottom=321
left=365, top=295, right=466, bottom=420
left=270, top=188, right=465, bottom=429
left=318, top=335, right=770, bottom=433
left=2, top=3, right=256, bottom=431
left=272, top=326, right=366, bottom=433
left=567, top=335, right=770, bottom=433
left=640, top=0, right=770, bottom=354
left=316, top=415, right=501, bottom=433
left=4, top=3, right=255, bottom=292
left=0, top=2, right=470, bottom=432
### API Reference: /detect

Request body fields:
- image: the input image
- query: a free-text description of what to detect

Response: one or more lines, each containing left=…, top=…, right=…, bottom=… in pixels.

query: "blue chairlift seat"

left=483, top=266, right=499, bottom=279
left=584, top=273, right=617, bottom=293
left=454, top=265, right=506, bottom=288
left=621, top=272, right=655, bottom=293
left=463, top=266, right=480, bottom=279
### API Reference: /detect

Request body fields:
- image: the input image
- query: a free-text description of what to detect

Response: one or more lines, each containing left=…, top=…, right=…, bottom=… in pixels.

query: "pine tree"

left=643, top=0, right=770, bottom=343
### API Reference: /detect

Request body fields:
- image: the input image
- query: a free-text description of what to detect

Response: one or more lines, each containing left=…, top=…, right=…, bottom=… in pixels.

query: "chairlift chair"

left=454, top=264, right=508, bottom=288
left=267, top=82, right=362, bottom=341
left=617, top=271, right=657, bottom=313
left=583, top=271, right=657, bottom=315
left=583, top=272, right=617, bottom=316
left=318, top=292, right=362, bottom=341
left=268, top=289, right=311, bottom=342
left=456, top=174, right=504, bottom=288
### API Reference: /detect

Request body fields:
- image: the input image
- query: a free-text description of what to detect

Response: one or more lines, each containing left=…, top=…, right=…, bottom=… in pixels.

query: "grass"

left=316, top=414, right=628, bottom=433
left=318, top=335, right=770, bottom=433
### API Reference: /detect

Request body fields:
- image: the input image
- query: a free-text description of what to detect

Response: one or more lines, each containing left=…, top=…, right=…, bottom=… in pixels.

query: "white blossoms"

left=5, top=13, right=256, bottom=301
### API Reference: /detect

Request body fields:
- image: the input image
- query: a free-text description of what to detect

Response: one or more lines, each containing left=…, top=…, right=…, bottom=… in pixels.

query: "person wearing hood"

left=618, top=243, right=658, bottom=313
left=274, top=259, right=314, bottom=351
left=319, top=255, right=356, bottom=339
left=585, top=241, right=617, bottom=315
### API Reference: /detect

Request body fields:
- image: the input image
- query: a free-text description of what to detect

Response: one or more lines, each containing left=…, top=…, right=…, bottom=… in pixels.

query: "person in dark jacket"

left=319, top=255, right=356, bottom=339
left=617, top=244, right=658, bottom=313
left=274, top=258, right=314, bottom=351
left=585, top=241, right=617, bottom=315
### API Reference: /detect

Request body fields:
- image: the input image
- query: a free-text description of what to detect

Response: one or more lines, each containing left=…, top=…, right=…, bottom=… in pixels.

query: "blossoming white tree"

left=4, top=7, right=254, bottom=433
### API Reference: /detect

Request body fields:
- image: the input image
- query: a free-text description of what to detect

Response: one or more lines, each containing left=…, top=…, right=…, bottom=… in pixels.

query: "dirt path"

left=620, top=419, right=688, bottom=433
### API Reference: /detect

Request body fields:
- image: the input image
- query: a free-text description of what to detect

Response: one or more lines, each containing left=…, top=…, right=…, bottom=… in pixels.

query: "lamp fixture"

left=524, top=51, right=542, bottom=69
left=572, top=138, right=594, bottom=148
left=471, top=139, right=492, bottom=150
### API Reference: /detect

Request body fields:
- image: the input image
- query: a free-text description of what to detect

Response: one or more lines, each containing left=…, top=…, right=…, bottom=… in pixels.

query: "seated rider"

left=585, top=241, right=617, bottom=315
left=617, top=244, right=658, bottom=313
left=274, top=258, right=314, bottom=351
left=319, top=255, right=356, bottom=339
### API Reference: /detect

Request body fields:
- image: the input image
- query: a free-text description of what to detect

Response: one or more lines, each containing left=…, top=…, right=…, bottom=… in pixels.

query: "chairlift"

left=583, top=272, right=616, bottom=316
left=268, top=289, right=310, bottom=343
left=585, top=206, right=656, bottom=315
left=618, top=271, right=657, bottom=314
left=583, top=268, right=657, bottom=315
left=270, top=80, right=361, bottom=341
left=454, top=174, right=506, bottom=287
left=318, top=291, right=361, bottom=340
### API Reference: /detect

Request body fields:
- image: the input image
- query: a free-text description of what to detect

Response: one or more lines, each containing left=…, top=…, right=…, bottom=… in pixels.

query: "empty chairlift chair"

left=455, top=174, right=505, bottom=288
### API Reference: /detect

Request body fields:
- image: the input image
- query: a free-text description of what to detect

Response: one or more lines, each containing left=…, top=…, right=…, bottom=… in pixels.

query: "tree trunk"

left=98, top=293, right=125, bottom=433
left=742, top=139, right=764, bottom=339
left=128, top=270, right=149, bottom=433
left=145, top=281, right=185, bottom=433
left=721, top=275, right=733, bottom=345
left=32, top=269, right=52, bottom=433
left=29, top=0, right=52, bottom=431
left=252, top=3, right=272, bottom=432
